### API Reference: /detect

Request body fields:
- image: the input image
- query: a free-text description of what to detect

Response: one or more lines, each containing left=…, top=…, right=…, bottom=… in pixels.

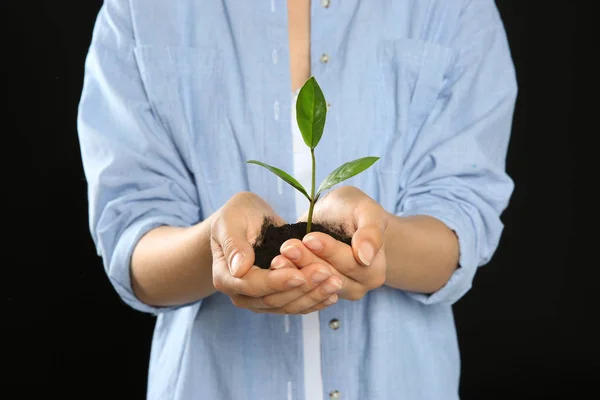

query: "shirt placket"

left=311, top=3, right=346, bottom=400
left=264, top=3, right=304, bottom=400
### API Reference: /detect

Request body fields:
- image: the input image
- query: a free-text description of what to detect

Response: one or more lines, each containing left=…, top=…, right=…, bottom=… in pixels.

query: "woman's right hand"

left=210, top=191, right=339, bottom=314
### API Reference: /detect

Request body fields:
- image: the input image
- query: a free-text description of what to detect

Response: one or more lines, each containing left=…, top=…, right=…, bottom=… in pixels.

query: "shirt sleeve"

left=398, top=1, right=518, bottom=306
left=77, top=2, right=202, bottom=314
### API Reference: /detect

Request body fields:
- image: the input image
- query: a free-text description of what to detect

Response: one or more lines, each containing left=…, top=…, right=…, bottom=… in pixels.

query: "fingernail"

left=270, top=262, right=288, bottom=270
left=311, top=268, right=331, bottom=284
left=303, top=235, right=323, bottom=252
left=286, top=276, right=306, bottom=288
left=358, top=243, right=374, bottom=266
left=281, top=245, right=301, bottom=261
left=230, top=253, right=243, bottom=276
left=324, top=294, right=338, bottom=306
left=323, top=277, right=343, bottom=294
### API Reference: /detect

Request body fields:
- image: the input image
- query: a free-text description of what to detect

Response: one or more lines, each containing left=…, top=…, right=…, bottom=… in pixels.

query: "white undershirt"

left=291, top=90, right=324, bottom=400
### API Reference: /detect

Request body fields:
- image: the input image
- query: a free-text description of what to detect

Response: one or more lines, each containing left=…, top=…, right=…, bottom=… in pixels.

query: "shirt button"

left=329, top=318, right=340, bottom=330
left=272, top=49, right=278, bottom=64
left=329, top=390, right=341, bottom=399
left=320, top=53, right=329, bottom=64
left=321, top=0, right=331, bottom=8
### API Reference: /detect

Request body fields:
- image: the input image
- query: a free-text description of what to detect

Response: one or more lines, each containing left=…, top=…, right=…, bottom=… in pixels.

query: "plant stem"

left=307, top=147, right=316, bottom=234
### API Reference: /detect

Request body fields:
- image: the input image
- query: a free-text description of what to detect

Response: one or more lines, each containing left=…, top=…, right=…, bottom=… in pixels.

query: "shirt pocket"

left=375, top=38, right=455, bottom=175
left=134, top=45, right=245, bottom=213
left=133, top=46, right=233, bottom=182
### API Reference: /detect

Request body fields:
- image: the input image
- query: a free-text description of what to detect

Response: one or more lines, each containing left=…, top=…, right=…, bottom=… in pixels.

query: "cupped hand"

left=211, top=192, right=308, bottom=310
left=288, top=186, right=390, bottom=301
left=210, top=191, right=340, bottom=315
left=231, top=257, right=342, bottom=314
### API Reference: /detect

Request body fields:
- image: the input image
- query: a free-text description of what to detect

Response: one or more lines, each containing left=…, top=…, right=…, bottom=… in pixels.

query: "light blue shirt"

left=77, top=1, right=517, bottom=399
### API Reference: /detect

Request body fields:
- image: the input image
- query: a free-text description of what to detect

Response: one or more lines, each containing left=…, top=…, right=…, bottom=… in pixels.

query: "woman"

left=77, top=1, right=517, bottom=399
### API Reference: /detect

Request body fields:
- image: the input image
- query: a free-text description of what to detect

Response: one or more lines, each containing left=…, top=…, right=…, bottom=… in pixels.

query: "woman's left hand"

left=281, top=186, right=390, bottom=305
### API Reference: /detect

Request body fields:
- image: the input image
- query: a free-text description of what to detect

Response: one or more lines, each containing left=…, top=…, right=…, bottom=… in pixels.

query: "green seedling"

left=247, top=76, right=379, bottom=234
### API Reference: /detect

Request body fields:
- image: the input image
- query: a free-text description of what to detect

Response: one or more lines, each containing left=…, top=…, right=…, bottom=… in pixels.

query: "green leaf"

left=296, top=76, right=327, bottom=149
left=316, top=156, right=380, bottom=196
left=247, top=160, right=310, bottom=200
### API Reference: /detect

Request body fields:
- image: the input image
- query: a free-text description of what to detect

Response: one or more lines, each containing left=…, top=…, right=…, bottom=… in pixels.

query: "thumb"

left=351, top=212, right=387, bottom=266
left=211, top=215, right=255, bottom=278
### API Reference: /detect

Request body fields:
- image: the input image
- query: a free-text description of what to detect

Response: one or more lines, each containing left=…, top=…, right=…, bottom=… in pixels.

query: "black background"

left=3, top=1, right=596, bottom=398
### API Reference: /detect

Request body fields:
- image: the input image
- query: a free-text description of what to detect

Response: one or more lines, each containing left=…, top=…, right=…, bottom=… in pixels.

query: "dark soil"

left=253, top=216, right=352, bottom=269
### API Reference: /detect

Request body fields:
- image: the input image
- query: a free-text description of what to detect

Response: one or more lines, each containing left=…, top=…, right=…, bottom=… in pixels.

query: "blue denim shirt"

left=77, top=1, right=517, bottom=399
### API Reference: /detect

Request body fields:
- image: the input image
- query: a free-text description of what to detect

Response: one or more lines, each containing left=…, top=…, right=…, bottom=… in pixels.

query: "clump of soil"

left=253, top=216, right=352, bottom=269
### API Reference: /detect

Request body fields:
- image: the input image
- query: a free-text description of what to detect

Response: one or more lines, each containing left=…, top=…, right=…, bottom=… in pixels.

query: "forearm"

left=130, top=214, right=217, bottom=307
left=383, top=213, right=460, bottom=294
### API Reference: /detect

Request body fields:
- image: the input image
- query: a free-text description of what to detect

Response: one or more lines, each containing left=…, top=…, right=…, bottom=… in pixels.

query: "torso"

left=120, top=3, right=471, bottom=396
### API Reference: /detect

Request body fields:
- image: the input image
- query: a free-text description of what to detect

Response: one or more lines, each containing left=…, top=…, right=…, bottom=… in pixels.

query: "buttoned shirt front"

left=77, top=1, right=518, bottom=399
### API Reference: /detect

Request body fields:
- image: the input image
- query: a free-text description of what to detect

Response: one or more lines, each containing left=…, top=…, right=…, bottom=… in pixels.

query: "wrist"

left=382, top=210, right=399, bottom=269
left=383, top=211, right=402, bottom=252
left=382, top=212, right=460, bottom=293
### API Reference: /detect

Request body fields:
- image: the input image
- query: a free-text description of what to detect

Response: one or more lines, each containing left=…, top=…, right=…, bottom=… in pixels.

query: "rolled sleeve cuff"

left=398, top=198, right=478, bottom=306
left=106, top=215, right=198, bottom=315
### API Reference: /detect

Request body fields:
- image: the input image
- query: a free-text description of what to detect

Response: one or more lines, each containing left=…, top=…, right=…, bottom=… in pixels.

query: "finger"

left=280, top=237, right=367, bottom=301
left=301, top=232, right=368, bottom=281
left=273, top=258, right=332, bottom=287
left=234, top=267, right=308, bottom=298
left=212, top=240, right=307, bottom=298
left=351, top=223, right=386, bottom=266
left=351, top=210, right=388, bottom=266
left=300, top=294, right=339, bottom=314
left=280, top=238, right=327, bottom=269
left=211, top=213, right=255, bottom=278
left=269, top=254, right=299, bottom=271
left=277, top=275, right=342, bottom=314
left=250, top=293, right=337, bottom=315
left=233, top=263, right=333, bottom=309
left=211, top=234, right=236, bottom=294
